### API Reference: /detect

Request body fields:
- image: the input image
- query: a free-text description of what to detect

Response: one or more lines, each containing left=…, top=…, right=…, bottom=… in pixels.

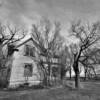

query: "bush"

left=0, top=78, right=8, bottom=88
left=30, top=84, right=44, bottom=89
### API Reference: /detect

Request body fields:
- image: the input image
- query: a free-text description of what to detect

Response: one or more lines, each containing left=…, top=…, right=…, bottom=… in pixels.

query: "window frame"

left=24, top=63, right=33, bottom=77
left=24, top=45, right=35, bottom=57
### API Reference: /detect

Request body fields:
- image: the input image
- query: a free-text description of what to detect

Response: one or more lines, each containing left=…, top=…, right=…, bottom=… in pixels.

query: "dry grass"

left=0, top=81, right=100, bottom=100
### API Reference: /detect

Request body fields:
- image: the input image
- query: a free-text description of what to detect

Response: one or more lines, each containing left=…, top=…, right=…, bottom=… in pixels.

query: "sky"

left=0, top=0, right=100, bottom=42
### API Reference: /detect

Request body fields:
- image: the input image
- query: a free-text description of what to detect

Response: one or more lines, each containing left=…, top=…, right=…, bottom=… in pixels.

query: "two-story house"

left=6, top=36, right=68, bottom=88
left=7, top=38, right=44, bottom=88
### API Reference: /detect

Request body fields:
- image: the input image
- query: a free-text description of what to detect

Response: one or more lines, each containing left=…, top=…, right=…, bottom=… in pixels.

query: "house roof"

left=14, top=35, right=41, bottom=51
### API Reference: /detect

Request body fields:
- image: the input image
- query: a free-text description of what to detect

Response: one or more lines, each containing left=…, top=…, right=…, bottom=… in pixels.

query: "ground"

left=0, top=81, right=100, bottom=100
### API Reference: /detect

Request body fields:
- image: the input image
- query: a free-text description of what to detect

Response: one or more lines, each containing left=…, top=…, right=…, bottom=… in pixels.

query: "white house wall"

left=9, top=44, right=43, bottom=88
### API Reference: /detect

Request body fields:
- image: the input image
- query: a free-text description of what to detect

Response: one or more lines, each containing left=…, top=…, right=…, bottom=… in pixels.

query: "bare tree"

left=0, top=23, right=25, bottom=87
left=0, top=23, right=25, bottom=64
left=0, top=23, right=25, bottom=54
left=68, top=45, right=75, bottom=79
left=31, top=18, right=64, bottom=86
left=6, top=25, right=25, bottom=56
left=70, top=20, right=100, bottom=88
left=59, top=46, right=71, bottom=80
left=80, top=47, right=100, bottom=80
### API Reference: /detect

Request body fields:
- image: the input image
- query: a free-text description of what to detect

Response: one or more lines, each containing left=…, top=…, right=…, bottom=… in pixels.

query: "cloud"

left=0, top=0, right=100, bottom=38
left=36, top=0, right=100, bottom=14
left=1, top=0, right=100, bottom=24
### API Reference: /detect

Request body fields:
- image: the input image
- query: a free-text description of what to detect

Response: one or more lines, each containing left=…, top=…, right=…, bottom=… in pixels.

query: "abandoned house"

left=2, top=37, right=61, bottom=88
left=3, top=37, right=44, bottom=88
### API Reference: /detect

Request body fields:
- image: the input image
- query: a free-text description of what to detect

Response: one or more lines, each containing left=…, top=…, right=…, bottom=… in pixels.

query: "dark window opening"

left=25, top=45, right=35, bottom=57
left=24, top=63, right=33, bottom=77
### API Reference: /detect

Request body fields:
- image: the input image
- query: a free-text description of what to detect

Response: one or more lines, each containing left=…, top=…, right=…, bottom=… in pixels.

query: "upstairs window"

left=25, top=45, right=35, bottom=57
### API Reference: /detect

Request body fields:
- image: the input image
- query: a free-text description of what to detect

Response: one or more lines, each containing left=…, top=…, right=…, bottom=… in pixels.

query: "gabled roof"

left=15, top=37, right=32, bottom=49
left=14, top=35, right=42, bottom=52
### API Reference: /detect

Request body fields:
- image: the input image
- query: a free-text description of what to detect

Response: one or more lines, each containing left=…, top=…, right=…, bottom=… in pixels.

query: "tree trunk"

left=69, top=66, right=71, bottom=79
left=92, top=67, right=97, bottom=78
left=84, top=71, right=87, bottom=80
left=84, top=67, right=88, bottom=80
left=42, top=68, right=48, bottom=86
left=43, top=75, right=48, bottom=86
left=73, top=47, right=82, bottom=89
left=38, top=62, right=48, bottom=86
left=73, top=61, right=80, bottom=89
left=47, top=63, right=51, bottom=86
left=75, top=71, right=80, bottom=88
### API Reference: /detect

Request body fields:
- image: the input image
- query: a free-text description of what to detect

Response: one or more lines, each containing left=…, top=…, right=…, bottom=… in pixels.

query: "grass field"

left=0, top=81, right=100, bottom=100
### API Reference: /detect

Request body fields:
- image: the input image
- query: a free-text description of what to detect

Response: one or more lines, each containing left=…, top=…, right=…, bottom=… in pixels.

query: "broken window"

left=25, top=45, right=35, bottom=57
left=24, top=63, right=33, bottom=77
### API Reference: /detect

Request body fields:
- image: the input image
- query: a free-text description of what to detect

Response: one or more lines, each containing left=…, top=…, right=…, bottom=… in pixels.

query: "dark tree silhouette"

left=0, top=23, right=25, bottom=68
left=0, top=23, right=25, bottom=87
left=70, top=20, right=100, bottom=88
left=80, top=47, right=100, bottom=80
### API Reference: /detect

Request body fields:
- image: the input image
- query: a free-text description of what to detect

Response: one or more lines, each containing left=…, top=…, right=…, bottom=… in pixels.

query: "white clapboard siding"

left=8, top=41, right=43, bottom=88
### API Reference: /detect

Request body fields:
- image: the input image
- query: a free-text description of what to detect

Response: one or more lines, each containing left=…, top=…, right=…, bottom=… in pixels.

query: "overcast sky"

left=0, top=0, right=100, bottom=41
